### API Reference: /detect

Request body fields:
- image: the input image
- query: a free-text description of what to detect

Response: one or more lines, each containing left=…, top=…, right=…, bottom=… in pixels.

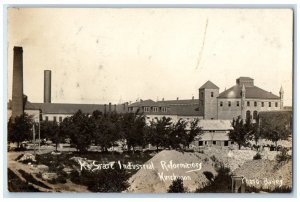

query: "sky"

left=7, top=8, right=293, bottom=106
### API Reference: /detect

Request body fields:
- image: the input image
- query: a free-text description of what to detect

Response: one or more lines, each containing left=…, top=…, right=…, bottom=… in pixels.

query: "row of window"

left=220, top=101, right=278, bottom=108
left=247, top=110, right=258, bottom=120
left=200, top=92, right=215, bottom=98
left=43, top=116, right=64, bottom=122
left=198, top=140, right=234, bottom=146
left=143, top=106, right=167, bottom=112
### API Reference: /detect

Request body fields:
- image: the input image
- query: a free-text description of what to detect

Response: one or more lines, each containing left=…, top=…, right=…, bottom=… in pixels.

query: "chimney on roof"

left=104, top=104, right=107, bottom=114
left=108, top=102, right=112, bottom=113
left=192, top=95, right=194, bottom=100
left=114, top=104, right=117, bottom=112
left=44, top=70, right=52, bottom=103
left=12, top=46, right=24, bottom=120
left=177, top=97, right=179, bottom=101
left=162, top=98, right=164, bottom=101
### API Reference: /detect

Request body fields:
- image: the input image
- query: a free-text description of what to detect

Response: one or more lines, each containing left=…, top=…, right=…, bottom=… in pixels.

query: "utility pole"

left=38, top=121, right=41, bottom=153
left=32, top=124, right=36, bottom=156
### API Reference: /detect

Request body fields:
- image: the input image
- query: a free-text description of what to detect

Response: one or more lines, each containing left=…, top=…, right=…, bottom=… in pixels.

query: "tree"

left=145, top=116, right=172, bottom=152
left=168, top=178, right=185, bottom=193
left=260, top=112, right=291, bottom=149
left=228, top=117, right=254, bottom=150
left=185, top=118, right=202, bottom=149
left=119, top=111, right=146, bottom=152
left=68, top=110, right=94, bottom=152
left=91, top=112, right=120, bottom=152
left=40, top=120, right=61, bottom=151
left=169, top=119, right=188, bottom=150
left=248, top=117, right=260, bottom=150
left=8, top=113, right=34, bottom=148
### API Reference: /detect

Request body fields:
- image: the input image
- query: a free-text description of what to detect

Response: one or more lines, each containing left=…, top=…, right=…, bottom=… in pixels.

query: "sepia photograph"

left=5, top=7, right=293, bottom=194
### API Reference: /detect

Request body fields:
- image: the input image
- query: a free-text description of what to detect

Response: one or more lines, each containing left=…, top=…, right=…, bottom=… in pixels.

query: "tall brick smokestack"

left=12, top=46, right=24, bottom=120
left=44, top=70, right=51, bottom=103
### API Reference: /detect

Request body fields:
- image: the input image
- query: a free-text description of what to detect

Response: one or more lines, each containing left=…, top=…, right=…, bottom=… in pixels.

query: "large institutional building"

left=128, top=77, right=284, bottom=122
left=7, top=46, right=290, bottom=148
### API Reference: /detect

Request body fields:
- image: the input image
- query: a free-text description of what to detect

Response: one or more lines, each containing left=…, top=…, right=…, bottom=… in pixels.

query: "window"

left=201, top=92, right=204, bottom=98
left=211, top=92, right=214, bottom=97
left=231, top=141, right=234, bottom=145
left=162, top=107, right=167, bottom=112
left=228, top=101, right=231, bottom=107
left=144, top=107, right=150, bottom=112
left=261, top=102, right=264, bottom=107
left=213, top=141, right=216, bottom=145
left=53, top=116, right=57, bottom=122
left=220, top=101, right=223, bottom=107
left=204, top=141, right=207, bottom=145
left=153, top=107, right=158, bottom=112
left=254, top=101, right=257, bottom=107
left=275, top=102, right=278, bottom=107
left=199, top=141, right=203, bottom=146
left=247, top=101, right=250, bottom=107
left=253, top=111, right=258, bottom=120
left=59, top=116, right=63, bottom=122
left=45, top=116, right=48, bottom=121
left=224, top=141, right=229, bottom=146
left=246, top=110, right=251, bottom=121
left=236, top=101, right=240, bottom=107
left=269, top=102, right=271, bottom=107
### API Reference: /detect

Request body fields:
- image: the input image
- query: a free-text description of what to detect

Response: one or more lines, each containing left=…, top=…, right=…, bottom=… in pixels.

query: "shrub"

left=196, top=165, right=231, bottom=193
left=15, top=154, right=24, bottom=161
left=47, top=176, right=67, bottom=184
left=253, top=153, right=262, bottom=160
left=167, top=178, right=186, bottom=193
left=210, top=155, right=217, bottom=162
left=203, top=171, right=214, bottom=181
left=70, top=163, right=129, bottom=192
left=20, top=159, right=36, bottom=165
left=276, top=148, right=291, bottom=163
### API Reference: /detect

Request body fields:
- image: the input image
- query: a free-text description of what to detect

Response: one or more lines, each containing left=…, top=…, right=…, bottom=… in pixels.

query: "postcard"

left=6, top=7, right=293, bottom=194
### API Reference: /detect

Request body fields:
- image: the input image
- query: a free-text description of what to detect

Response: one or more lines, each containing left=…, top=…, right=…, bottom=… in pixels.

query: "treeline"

left=8, top=110, right=203, bottom=153
left=8, top=110, right=291, bottom=152
left=229, top=114, right=291, bottom=150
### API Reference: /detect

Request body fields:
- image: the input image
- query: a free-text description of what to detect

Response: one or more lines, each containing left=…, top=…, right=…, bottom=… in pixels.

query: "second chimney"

left=44, top=70, right=51, bottom=103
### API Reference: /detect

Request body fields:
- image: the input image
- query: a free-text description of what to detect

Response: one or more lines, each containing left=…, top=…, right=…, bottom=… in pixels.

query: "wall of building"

left=203, top=89, right=219, bottom=120
left=217, top=98, right=281, bottom=120
left=243, top=98, right=281, bottom=120
left=7, top=109, right=40, bottom=122
left=26, top=110, right=40, bottom=122
left=217, top=98, right=242, bottom=120
left=41, top=114, right=73, bottom=122
left=191, top=131, right=233, bottom=148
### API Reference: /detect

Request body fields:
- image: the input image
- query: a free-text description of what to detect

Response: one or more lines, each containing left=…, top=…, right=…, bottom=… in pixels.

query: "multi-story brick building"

left=199, top=77, right=283, bottom=121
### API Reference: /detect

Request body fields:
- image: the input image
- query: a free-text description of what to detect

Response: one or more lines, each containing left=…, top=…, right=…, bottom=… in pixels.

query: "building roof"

left=157, top=99, right=199, bottom=106
left=199, top=81, right=219, bottom=90
left=218, top=85, right=280, bottom=99
left=8, top=100, right=125, bottom=114
left=197, top=120, right=233, bottom=130
left=130, top=99, right=168, bottom=107
left=168, top=105, right=200, bottom=116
